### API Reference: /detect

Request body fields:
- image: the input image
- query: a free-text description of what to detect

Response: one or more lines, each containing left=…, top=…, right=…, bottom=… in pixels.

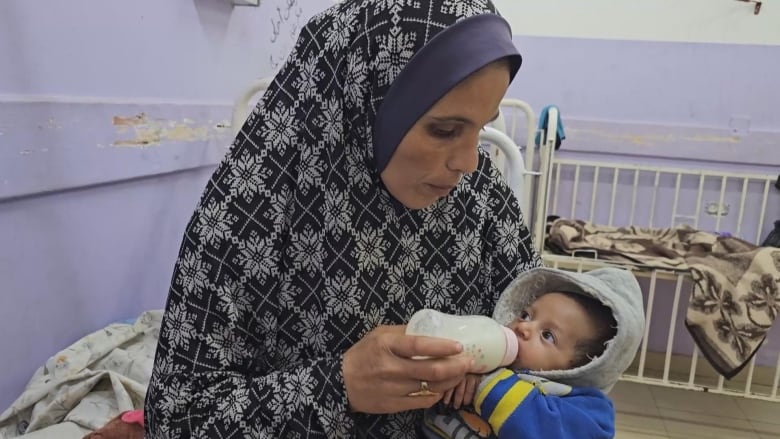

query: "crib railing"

left=541, top=159, right=776, bottom=251
left=489, top=99, right=539, bottom=219
left=534, top=158, right=779, bottom=402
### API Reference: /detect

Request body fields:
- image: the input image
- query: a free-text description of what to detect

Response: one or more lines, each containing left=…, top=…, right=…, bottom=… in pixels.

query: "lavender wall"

left=507, top=36, right=780, bottom=170
left=496, top=0, right=780, bottom=46
left=0, top=0, right=331, bottom=411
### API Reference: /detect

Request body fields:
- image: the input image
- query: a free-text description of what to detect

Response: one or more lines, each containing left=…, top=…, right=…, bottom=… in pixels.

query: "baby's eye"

left=541, top=330, right=556, bottom=344
left=519, top=311, right=531, bottom=321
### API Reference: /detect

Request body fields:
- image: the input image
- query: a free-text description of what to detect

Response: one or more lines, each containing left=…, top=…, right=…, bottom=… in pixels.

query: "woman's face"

left=380, top=61, right=511, bottom=209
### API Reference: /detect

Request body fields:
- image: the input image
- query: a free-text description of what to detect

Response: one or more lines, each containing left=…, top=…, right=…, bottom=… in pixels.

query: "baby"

left=421, top=266, right=645, bottom=439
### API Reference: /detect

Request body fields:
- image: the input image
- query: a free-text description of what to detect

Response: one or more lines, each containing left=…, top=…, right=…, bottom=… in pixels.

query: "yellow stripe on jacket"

left=474, top=369, right=535, bottom=435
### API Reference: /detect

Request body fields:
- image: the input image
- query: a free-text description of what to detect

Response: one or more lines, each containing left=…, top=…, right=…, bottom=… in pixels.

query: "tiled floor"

left=612, top=381, right=780, bottom=439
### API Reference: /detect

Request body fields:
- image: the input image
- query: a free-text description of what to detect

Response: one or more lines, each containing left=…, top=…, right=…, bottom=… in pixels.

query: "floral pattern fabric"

left=144, top=0, right=538, bottom=438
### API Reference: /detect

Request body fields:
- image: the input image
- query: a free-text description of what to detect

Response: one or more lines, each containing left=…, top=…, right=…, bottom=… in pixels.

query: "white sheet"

left=0, top=311, right=160, bottom=438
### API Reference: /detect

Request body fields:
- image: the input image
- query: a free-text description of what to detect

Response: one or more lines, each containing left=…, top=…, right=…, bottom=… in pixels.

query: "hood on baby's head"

left=493, top=267, right=644, bottom=393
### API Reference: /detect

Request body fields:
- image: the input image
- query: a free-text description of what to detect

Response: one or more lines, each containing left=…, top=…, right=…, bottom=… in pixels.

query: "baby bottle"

left=406, top=309, right=518, bottom=373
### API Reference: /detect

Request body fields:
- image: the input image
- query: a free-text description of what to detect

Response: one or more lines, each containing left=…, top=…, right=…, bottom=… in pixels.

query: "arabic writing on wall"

left=269, top=0, right=305, bottom=70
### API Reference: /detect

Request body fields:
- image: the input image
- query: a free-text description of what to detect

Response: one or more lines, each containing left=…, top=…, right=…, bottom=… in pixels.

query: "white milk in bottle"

left=406, top=309, right=518, bottom=373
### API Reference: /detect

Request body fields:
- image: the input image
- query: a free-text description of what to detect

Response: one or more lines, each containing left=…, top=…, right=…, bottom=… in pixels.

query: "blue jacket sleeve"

left=473, top=369, right=614, bottom=439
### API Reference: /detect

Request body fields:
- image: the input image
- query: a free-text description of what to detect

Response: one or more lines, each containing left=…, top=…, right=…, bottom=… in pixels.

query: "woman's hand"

left=343, top=325, right=472, bottom=414
left=442, top=373, right=482, bottom=409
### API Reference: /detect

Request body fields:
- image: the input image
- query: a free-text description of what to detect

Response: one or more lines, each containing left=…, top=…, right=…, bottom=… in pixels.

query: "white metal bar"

left=502, top=100, right=537, bottom=222
left=637, top=271, right=658, bottom=379
left=744, top=355, right=757, bottom=396
left=619, top=375, right=779, bottom=402
left=771, top=354, right=780, bottom=398
left=570, top=165, right=581, bottom=219
left=772, top=352, right=780, bottom=399
left=688, top=345, right=700, bottom=386
left=532, top=143, right=549, bottom=253
left=553, top=163, right=562, bottom=217
left=500, top=107, right=511, bottom=135
left=717, top=374, right=725, bottom=391
left=494, top=100, right=539, bottom=251
left=715, top=176, right=728, bottom=232
left=504, top=107, right=515, bottom=139
left=542, top=108, right=559, bottom=251
left=756, top=179, right=770, bottom=244
left=663, top=274, right=685, bottom=383
left=735, top=177, right=749, bottom=238
left=649, top=171, right=661, bottom=228
left=630, top=169, right=640, bottom=226
left=671, top=172, right=682, bottom=228
left=499, top=100, right=536, bottom=170
left=589, top=167, right=600, bottom=223
left=533, top=137, right=556, bottom=252
left=480, top=127, right=528, bottom=207
left=552, top=158, right=772, bottom=181
left=608, top=169, right=619, bottom=227
left=693, top=173, right=705, bottom=230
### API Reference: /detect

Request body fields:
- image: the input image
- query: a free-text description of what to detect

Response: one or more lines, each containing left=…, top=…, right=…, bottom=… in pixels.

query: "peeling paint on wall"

left=681, top=134, right=740, bottom=144
left=568, top=127, right=742, bottom=147
left=112, top=113, right=147, bottom=127
left=567, top=128, right=674, bottom=146
left=111, top=113, right=230, bottom=147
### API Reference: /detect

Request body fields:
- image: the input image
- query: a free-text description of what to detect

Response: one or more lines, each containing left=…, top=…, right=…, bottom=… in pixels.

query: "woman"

left=144, top=0, right=540, bottom=437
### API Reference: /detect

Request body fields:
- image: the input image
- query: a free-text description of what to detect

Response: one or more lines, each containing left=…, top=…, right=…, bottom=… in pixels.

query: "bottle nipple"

left=500, top=326, right=518, bottom=367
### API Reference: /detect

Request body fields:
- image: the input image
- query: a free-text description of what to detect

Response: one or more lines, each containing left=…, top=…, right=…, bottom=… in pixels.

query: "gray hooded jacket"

left=492, top=267, right=645, bottom=393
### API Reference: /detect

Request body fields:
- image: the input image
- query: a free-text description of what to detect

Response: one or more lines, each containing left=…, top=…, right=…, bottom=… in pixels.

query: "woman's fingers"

left=463, top=374, right=479, bottom=406
left=343, top=325, right=473, bottom=414
left=451, top=379, right=467, bottom=409
left=400, top=355, right=471, bottom=385
left=443, top=388, right=454, bottom=405
left=380, top=326, right=473, bottom=394
left=388, top=331, right=465, bottom=359
left=443, top=374, right=481, bottom=410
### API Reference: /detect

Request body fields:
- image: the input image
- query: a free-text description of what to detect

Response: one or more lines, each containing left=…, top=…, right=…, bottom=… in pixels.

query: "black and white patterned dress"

left=144, top=0, right=540, bottom=437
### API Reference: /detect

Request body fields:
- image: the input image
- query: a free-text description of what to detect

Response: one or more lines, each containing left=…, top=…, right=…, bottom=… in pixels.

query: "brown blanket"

left=547, top=219, right=780, bottom=379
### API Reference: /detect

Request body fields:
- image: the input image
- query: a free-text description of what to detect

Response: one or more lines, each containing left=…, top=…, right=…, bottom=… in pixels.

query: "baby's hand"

left=442, top=373, right=482, bottom=409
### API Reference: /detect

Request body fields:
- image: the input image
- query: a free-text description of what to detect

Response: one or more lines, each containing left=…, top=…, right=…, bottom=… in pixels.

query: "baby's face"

left=506, top=292, right=598, bottom=371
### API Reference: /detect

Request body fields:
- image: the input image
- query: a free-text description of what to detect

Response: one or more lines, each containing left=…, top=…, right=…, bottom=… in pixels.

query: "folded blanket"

left=547, top=219, right=780, bottom=378
left=0, top=311, right=160, bottom=438
left=686, top=248, right=780, bottom=378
